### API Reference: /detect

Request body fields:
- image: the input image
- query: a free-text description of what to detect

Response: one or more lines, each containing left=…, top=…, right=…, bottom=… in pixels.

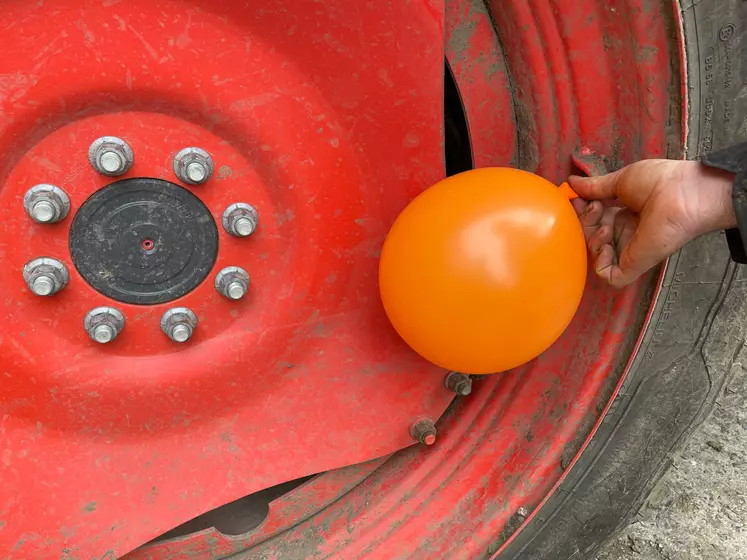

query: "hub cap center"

left=69, top=178, right=219, bottom=305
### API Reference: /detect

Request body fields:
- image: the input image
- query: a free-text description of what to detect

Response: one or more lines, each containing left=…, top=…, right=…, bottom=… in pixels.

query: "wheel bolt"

left=410, top=419, right=437, bottom=446
left=32, top=201, right=55, bottom=222
left=173, top=147, right=213, bottom=185
left=84, top=307, right=125, bottom=344
left=215, top=266, right=250, bottom=300
left=222, top=203, right=259, bottom=237
left=445, top=371, right=472, bottom=396
left=93, top=324, right=115, bottom=343
left=89, top=136, right=134, bottom=176
left=99, top=151, right=123, bottom=173
left=23, top=257, right=69, bottom=296
left=161, top=308, right=198, bottom=343
left=23, top=184, right=70, bottom=224
left=32, top=276, right=55, bottom=296
left=186, top=162, right=208, bottom=183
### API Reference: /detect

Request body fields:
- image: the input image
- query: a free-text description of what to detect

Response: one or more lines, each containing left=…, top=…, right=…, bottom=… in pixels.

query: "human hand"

left=569, top=160, right=736, bottom=288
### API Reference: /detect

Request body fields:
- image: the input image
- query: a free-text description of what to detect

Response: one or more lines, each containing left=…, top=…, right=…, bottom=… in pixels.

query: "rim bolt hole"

left=141, top=239, right=155, bottom=251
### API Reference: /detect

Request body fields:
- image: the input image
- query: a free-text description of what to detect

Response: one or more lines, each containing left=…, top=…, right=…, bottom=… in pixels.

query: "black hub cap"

left=69, top=178, right=219, bottom=305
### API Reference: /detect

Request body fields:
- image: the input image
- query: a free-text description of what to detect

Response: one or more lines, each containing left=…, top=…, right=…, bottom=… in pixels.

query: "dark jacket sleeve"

left=701, top=141, right=747, bottom=264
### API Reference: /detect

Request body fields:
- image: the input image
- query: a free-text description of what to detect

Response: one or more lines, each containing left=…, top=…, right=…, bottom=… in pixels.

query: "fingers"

left=612, top=209, right=638, bottom=255
left=593, top=244, right=618, bottom=285
left=599, top=215, right=688, bottom=289
left=577, top=200, right=604, bottom=230
left=573, top=199, right=604, bottom=241
left=592, top=210, right=640, bottom=288
left=571, top=159, right=683, bottom=211
left=568, top=170, right=624, bottom=201
left=570, top=197, right=588, bottom=215
left=610, top=218, right=688, bottom=288
left=588, top=207, right=621, bottom=256
left=568, top=159, right=704, bottom=288
left=574, top=199, right=619, bottom=252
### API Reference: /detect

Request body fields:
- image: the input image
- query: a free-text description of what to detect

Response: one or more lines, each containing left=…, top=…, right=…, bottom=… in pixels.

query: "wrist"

left=685, top=161, right=737, bottom=233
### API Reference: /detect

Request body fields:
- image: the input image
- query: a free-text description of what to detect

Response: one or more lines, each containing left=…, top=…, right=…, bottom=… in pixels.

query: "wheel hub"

left=69, top=177, right=219, bottom=304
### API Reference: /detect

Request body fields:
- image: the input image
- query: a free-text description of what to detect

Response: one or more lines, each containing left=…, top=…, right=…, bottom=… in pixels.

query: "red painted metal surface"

left=0, top=1, right=452, bottom=558
left=175, top=1, right=675, bottom=558
left=445, top=0, right=517, bottom=168
left=126, top=457, right=389, bottom=559
left=238, top=272, right=655, bottom=560
left=0, top=0, right=683, bottom=559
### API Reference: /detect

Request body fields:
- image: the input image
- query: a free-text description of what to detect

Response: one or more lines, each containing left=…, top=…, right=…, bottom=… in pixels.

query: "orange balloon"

left=379, top=167, right=587, bottom=374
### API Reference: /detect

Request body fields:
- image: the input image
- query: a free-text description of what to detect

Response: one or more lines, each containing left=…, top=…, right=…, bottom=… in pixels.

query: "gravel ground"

left=595, top=357, right=747, bottom=560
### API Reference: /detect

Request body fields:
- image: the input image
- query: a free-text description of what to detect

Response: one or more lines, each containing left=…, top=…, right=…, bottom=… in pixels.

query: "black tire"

left=497, top=1, right=747, bottom=558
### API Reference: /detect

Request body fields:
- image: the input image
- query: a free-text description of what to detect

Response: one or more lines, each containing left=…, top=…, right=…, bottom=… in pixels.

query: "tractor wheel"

left=0, top=1, right=744, bottom=560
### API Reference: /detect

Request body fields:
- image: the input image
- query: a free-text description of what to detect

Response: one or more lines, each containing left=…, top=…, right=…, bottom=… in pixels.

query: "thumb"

left=568, top=171, right=623, bottom=201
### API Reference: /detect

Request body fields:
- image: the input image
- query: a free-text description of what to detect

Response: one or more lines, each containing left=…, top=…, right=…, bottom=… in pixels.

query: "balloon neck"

left=558, top=181, right=579, bottom=201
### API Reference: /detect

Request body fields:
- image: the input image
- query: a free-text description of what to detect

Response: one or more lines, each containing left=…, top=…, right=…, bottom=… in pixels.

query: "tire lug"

left=445, top=371, right=472, bottom=396
left=173, top=147, right=213, bottom=185
left=161, top=308, right=198, bottom=343
left=23, top=257, right=69, bottom=296
left=222, top=203, right=259, bottom=237
left=215, top=266, right=250, bottom=300
left=88, top=136, right=134, bottom=176
left=84, top=307, right=125, bottom=344
left=410, top=419, right=437, bottom=446
left=23, top=184, right=70, bottom=224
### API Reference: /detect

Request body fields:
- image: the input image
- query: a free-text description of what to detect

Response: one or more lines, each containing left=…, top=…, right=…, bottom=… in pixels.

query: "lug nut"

left=215, top=266, right=250, bottom=300
left=173, top=147, right=213, bottom=185
left=445, top=371, right=472, bottom=396
left=410, top=419, right=437, bottom=446
left=23, top=257, right=69, bottom=296
left=222, top=203, right=259, bottom=237
left=23, top=184, right=71, bottom=224
left=89, top=136, right=134, bottom=176
left=84, top=307, right=125, bottom=344
left=161, top=308, right=198, bottom=343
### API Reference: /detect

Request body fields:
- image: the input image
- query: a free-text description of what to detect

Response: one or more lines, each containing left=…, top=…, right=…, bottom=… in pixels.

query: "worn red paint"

left=210, top=1, right=678, bottom=558
left=445, top=0, right=517, bottom=168
left=126, top=457, right=389, bottom=559
left=0, top=0, right=682, bottom=559
left=0, top=1, right=450, bottom=558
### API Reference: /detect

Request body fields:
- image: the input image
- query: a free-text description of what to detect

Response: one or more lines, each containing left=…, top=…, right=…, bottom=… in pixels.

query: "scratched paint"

left=0, top=1, right=450, bottom=558
left=0, top=0, right=683, bottom=558
left=133, top=0, right=679, bottom=558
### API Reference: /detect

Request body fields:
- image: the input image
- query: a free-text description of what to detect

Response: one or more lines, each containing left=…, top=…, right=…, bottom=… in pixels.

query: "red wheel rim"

left=0, top=1, right=683, bottom=558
